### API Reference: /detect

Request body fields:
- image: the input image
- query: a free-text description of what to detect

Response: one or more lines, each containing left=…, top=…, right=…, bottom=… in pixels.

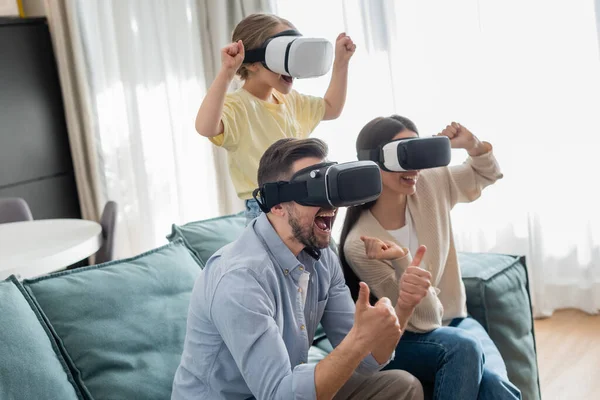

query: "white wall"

left=0, top=0, right=20, bottom=16
left=21, top=0, right=45, bottom=16
left=596, top=0, right=600, bottom=53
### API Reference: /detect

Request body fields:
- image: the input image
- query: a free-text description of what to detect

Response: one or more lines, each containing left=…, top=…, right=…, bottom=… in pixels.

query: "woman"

left=339, top=115, right=521, bottom=400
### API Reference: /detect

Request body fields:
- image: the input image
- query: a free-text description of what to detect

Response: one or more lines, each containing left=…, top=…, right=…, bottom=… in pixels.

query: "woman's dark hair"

left=339, top=115, right=419, bottom=305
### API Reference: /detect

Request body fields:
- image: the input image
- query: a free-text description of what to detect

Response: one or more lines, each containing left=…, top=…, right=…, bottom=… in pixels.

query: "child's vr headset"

left=358, top=136, right=452, bottom=172
left=252, top=161, right=382, bottom=212
left=243, top=29, right=333, bottom=79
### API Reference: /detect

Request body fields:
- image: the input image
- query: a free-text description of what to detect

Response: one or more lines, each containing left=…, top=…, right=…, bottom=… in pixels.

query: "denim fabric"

left=385, top=317, right=521, bottom=400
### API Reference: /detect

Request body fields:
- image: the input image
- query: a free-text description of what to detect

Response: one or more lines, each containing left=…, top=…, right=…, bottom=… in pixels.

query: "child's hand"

left=221, top=40, right=245, bottom=79
left=334, top=33, right=356, bottom=66
left=360, top=236, right=407, bottom=260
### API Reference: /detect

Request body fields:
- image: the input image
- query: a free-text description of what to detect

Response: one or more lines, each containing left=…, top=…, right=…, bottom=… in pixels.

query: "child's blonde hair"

left=232, top=13, right=296, bottom=80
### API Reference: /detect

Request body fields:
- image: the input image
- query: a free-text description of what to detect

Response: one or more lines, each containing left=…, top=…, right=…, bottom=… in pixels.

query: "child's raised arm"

left=195, top=41, right=245, bottom=137
left=323, top=33, right=356, bottom=121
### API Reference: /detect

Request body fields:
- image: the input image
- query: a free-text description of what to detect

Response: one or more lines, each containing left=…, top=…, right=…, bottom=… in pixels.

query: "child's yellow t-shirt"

left=209, top=88, right=326, bottom=200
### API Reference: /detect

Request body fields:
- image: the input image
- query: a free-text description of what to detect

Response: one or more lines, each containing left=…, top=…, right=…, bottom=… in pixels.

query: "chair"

left=95, top=201, right=117, bottom=264
left=0, top=197, right=33, bottom=223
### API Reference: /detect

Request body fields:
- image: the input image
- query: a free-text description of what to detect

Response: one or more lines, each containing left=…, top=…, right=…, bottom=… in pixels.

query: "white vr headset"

left=358, top=136, right=452, bottom=172
left=243, top=29, right=333, bottom=79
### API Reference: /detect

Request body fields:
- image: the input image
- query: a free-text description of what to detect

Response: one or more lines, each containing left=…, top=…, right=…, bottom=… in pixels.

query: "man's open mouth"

left=314, top=211, right=335, bottom=233
left=281, top=75, right=293, bottom=84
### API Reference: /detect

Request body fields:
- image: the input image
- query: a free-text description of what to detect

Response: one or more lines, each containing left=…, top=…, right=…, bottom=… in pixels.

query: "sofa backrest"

left=167, top=212, right=340, bottom=269
left=167, top=212, right=246, bottom=267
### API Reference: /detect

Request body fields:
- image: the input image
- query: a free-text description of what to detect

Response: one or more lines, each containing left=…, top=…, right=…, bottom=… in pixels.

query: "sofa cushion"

left=0, top=276, right=83, bottom=400
left=23, top=240, right=201, bottom=400
left=167, top=212, right=246, bottom=267
left=460, top=252, right=540, bottom=400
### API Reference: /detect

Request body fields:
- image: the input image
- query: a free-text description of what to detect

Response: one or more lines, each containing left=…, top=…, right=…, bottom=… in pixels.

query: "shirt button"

left=284, top=269, right=289, bottom=275
left=300, top=361, right=306, bottom=364
left=300, top=324, right=305, bottom=330
left=298, top=287, right=303, bottom=293
left=299, top=266, right=304, bottom=272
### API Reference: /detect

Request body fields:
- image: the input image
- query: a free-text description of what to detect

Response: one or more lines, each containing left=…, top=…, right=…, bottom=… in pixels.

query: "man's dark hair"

left=257, top=138, right=329, bottom=186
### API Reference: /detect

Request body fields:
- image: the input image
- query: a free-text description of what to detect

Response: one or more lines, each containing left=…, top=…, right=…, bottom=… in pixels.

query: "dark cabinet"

left=0, top=17, right=81, bottom=219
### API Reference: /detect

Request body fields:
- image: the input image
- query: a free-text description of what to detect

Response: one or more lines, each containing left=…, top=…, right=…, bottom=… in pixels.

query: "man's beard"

left=287, top=206, right=330, bottom=250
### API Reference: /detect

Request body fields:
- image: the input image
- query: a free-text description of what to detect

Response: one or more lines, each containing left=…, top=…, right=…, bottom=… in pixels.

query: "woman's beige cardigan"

left=343, top=148, right=503, bottom=332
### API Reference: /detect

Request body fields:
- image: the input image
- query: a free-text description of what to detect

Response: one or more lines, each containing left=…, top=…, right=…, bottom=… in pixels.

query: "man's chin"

left=312, top=230, right=331, bottom=249
left=318, top=239, right=330, bottom=249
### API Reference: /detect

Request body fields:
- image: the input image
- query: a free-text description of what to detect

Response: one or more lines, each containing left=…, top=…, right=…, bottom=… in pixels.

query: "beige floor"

left=533, top=309, right=600, bottom=399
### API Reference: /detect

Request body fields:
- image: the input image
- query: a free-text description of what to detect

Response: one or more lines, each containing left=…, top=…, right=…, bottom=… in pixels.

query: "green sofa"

left=0, top=212, right=541, bottom=400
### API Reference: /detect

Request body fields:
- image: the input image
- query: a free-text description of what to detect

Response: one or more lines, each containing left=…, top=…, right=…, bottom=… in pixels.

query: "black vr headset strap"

left=252, top=187, right=270, bottom=213
left=357, top=148, right=397, bottom=172
left=357, top=148, right=392, bottom=172
left=252, top=181, right=307, bottom=213
left=358, top=137, right=420, bottom=173
left=357, top=149, right=380, bottom=162
left=270, top=29, right=301, bottom=39
left=243, top=48, right=266, bottom=64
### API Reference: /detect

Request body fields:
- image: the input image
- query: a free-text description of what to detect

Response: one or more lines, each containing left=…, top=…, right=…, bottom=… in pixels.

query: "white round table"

left=0, top=219, right=102, bottom=280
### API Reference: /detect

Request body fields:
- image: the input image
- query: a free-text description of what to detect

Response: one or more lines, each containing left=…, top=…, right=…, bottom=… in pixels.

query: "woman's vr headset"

left=252, top=161, right=382, bottom=213
left=243, top=29, right=333, bottom=79
left=357, top=136, right=452, bottom=172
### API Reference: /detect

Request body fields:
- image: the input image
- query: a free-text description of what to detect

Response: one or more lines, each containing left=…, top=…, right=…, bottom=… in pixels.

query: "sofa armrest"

left=459, top=252, right=541, bottom=400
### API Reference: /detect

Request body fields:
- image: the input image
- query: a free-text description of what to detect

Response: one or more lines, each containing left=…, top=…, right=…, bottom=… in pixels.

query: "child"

left=195, top=13, right=355, bottom=224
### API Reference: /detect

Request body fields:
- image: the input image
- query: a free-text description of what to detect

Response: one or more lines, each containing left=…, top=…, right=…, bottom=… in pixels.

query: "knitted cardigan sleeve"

left=443, top=143, right=504, bottom=207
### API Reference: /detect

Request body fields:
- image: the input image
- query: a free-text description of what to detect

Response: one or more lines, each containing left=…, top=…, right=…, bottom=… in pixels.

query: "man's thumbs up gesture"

left=352, top=282, right=402, bottom=364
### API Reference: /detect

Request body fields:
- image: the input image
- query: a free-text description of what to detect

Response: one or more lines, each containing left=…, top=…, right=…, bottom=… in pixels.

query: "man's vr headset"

left=358, top=136, right=452, bottom=172
left=252, top=161, right=382, bottom=213
left=243, top=29, right=333, bottom=79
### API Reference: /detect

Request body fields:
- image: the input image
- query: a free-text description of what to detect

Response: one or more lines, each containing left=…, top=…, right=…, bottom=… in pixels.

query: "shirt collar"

left=253, top=213, right=319, bottom=273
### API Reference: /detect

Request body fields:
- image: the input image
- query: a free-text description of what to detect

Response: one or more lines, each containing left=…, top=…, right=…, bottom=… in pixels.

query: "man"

left=172, top=138, right=432, bottom=399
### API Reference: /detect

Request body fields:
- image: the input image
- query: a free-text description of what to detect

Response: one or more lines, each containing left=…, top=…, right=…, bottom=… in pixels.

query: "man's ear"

left=270, top=203, right=286, bottom=217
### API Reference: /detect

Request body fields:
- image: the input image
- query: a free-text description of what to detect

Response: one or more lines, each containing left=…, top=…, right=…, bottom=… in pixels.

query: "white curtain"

left=72, top=0, right=223, bottom=257
left=274, top=0, right=600, bottom=317
left=43, top=0, right=104, bottom=224
left=69, top=0, right=275, bottom=257
left=196, top=0, right=276, bottom=216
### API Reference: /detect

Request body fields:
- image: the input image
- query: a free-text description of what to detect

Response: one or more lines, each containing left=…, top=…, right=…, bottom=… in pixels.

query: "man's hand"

left=220, top=40, right=245, bottom=79
left=396, top=245, right=432, bottom=314
left=351, top=282, right=401, bottom=363
left=333, top=32, right=356, bottom=67
left=360, top=236, right=407, bottom=260
left=437, top=122, right=490, bottom=157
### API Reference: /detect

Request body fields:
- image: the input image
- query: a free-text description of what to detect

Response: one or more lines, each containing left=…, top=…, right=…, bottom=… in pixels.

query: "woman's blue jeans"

left=385, top=317, right=521, bottom=400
